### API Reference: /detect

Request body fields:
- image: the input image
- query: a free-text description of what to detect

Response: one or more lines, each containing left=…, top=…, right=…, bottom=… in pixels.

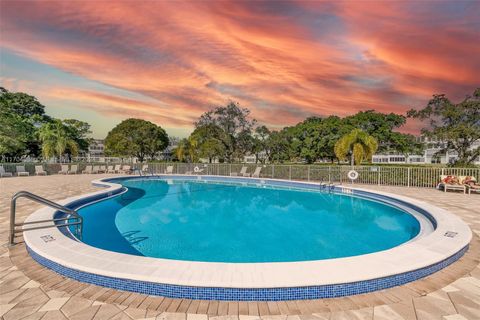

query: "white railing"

left=2, top=162, right=479, bottom=189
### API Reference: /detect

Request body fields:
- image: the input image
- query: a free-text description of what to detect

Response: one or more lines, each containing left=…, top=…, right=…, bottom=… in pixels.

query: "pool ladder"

left=8, top=191, right=83, bottom=246
left=319, top=181, right=336, bottom=192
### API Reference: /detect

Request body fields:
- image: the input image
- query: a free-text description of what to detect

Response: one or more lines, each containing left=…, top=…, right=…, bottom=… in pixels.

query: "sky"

left=1, top=1, right=479, bottom=139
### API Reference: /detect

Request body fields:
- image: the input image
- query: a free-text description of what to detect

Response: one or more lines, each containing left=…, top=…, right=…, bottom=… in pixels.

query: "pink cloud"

left=1, top=0, right=478, bottom=135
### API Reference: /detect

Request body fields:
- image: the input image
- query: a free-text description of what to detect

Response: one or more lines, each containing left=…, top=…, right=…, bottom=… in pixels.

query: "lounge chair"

left=113, top=164, right=122, bottom=173
left=107, top=165, right=115, bottom=173
left=164, top=165, right=173, bottom=174
left=462, top=176, right=479, bottom=194
left=119, top=165, right=131, bottom=174
left=231, top=166, right=248, bottom=176
left=92, top=165, right=100, bottom=174
left=58, top=165, right=69, bottom=174
left=0, top=165, right=13, bottom=177
left=438, top=175, right=466, bottom=194
left=99, top=165, right=106, bottom=173
left=35, top=165, right=47, bottom=175
left=68, top=164, right=78, bottom=174
left=16, top=166, right=29, bottom=176
left=82, top=165, right=93, bottom=174
left=251, top=166, right=262, bottom=178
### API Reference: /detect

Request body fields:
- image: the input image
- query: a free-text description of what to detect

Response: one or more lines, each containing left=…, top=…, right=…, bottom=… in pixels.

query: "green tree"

left=174, top=137, right=199, bottom=163
left=334, top=129, right=379, bottom=166
left=195, top=102, right=256, bottom=162
left=63, top=119, right=93, bottom=154
left=408, top=89, right=480, bottom=166
left=104, top=118, right=169, bottom=162
left=190, top=124, right=225, bottom=163
left=0, top=87, right=48, bottom=158
left=38, top=119, right=79, bottom=160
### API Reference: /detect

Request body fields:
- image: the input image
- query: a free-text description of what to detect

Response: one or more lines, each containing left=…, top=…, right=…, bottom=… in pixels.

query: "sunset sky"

left=1, top=0, right=479, bottom=138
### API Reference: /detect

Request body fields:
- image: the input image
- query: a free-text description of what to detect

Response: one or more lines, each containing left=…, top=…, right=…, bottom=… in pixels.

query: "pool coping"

left=23, top=175, right=472, bottom=300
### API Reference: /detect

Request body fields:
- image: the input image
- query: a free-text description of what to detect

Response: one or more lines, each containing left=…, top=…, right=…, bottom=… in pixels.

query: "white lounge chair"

left=35, top=165, right=47, bottom=175
left=437, top=175, right=466, bottom=194
left=107, top=165, right=115, bottom=173
left=164, top=165, right=173, bottom=174
left=58, top=165, right=69, bottom=174
left=92, top=165, right=100, bottom=174
left=83, top=165, right=93, bottom=174
left=68, top=164, right=78, bottom=174
left=0, top=165, right=13, bottom=177
left=16, top=166, right=29, bottom=176
left=113, top=164, right=122, bottom=173
left=231, top=166, right=248, bottom=176
left=251, top=167, right=262, bottom=178
left=99, top=165, right=106, bottom=173
left=119, top=165, right=131, bottom=174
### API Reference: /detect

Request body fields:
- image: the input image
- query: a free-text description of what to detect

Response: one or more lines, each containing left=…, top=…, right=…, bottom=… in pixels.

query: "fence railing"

left=1, top=162, right=479, bottom=189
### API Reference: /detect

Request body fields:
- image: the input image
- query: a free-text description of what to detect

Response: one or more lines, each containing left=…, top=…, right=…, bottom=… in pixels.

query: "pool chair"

left=35, top=165, right=47, bottom=175
left=438, top=175, right=466, bottom=194
left=119, top=165, right=131, bottom=174
left=0, top=165, right=13, bottom=177
left=164, top=165, right=174, bottom=174
left=82, top=165, right=93, bottom=174
left=251, top=166, right=262, bottom=178
left=112, top=164, right=121, bottom=173
left=92, top=165, right=100, bottom=174
left=16, top=166, right=29, bottom=176
left=58, top=165, right=69, bottom=174
left=231, top=166, right=248, bottom=176
left=99, top=165, right=106, bottom=173
left=462, top=176, right=479, bottom=195
left=107, top=165, right=115, bottom=173
left=68, top=164, right=78, bottom=174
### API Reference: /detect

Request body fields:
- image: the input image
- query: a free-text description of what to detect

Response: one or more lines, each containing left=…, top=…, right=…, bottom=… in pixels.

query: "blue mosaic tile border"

left=27, top=244, right=468, bottom=301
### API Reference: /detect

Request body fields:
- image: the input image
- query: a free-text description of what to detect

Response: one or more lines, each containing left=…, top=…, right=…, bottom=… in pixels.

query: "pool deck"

left=1, top=174, right=479, bottom=320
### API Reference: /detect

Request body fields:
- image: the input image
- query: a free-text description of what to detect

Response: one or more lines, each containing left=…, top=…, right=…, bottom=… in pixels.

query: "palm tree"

left=38, top=120, right=79, bottom=160
left=334, top=129, right=378, bottom=166
left=174, top=137, right=199, bottom=162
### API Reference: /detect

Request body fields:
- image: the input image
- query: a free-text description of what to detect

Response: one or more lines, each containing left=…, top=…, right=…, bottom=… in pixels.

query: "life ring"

left=347, top=170, right=359, bottom=180
left=194, top=166, right=200, bottom=173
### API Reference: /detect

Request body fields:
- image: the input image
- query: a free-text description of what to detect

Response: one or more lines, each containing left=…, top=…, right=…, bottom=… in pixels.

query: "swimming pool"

left=24, top=175, right=472, bottom=300
left=78, top=178, right=421, bottom=262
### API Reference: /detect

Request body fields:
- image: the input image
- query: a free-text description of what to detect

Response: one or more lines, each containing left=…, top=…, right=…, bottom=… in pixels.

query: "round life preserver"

left=347, top=170, right=359, bottom=180
left=194, top=166, right=200, bottom=173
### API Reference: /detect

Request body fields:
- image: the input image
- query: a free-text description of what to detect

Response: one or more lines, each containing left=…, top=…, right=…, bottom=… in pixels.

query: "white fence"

left=1, top=162, right=479, bottom=188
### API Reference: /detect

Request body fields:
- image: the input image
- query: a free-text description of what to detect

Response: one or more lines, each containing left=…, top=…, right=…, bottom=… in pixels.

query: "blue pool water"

left=77, top=178, right=421, bottom=262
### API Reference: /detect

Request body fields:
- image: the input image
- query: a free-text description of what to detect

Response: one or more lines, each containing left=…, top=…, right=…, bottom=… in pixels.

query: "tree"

left=0, top=87, right=48, bottom=158
left=190, top=124, right=225, bottom=163
left=104, top=119, right=169, bottom=162
left=63, top=119, right=93, bottom=154
left=195, top=102, right=256, bottom=162
left=38, top=120, right=79, bottom=160
left=407, top=89, right=480, bottom=166
left=334, top=129, right=378, bottom=166
left=345, top=110, right=410, bottom=153
left=174, top=137, right=199, bottom=163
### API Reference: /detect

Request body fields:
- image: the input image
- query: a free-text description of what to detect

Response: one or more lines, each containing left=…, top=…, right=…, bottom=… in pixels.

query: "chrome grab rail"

left=9, top=191, right=83, bottom=246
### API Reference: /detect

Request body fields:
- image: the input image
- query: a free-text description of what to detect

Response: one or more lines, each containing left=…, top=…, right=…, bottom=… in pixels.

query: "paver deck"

left=1, top=174, right=479, bottom=320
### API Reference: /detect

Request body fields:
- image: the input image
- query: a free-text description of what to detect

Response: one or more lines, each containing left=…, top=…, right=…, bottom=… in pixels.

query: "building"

left=86, top=139, right=105, bottom=161
left=372, top=137, right=480, bottom=165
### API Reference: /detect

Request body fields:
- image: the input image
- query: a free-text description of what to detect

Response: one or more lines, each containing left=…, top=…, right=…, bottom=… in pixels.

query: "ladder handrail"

left=9, top=191, right=83, bottom=245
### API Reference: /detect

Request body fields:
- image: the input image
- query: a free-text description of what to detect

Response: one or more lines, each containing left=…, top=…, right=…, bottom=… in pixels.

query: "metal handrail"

left=9, top=191, right=83, bottom=245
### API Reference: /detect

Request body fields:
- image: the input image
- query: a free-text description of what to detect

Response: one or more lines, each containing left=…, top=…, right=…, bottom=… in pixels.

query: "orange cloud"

left=0, top=0, right=478, bottom=135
